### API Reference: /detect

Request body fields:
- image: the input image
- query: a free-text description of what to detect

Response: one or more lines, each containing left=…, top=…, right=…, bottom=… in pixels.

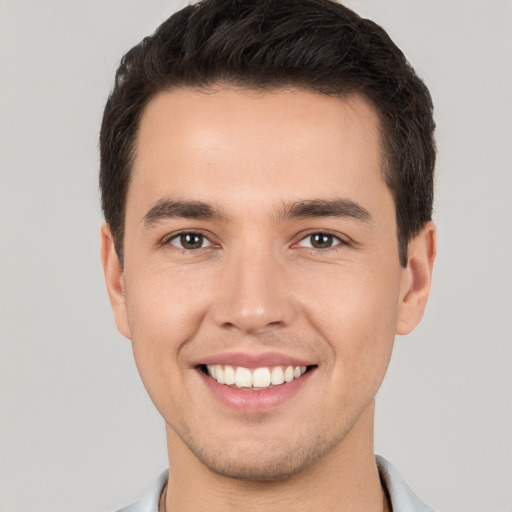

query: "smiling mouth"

left=200, top=364, right=315, bottom=390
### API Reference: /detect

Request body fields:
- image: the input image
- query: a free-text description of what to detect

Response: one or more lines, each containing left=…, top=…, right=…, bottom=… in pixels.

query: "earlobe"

left=396, top=221, right=437, bottom=335
left=100, top=223, right=132, bottom=340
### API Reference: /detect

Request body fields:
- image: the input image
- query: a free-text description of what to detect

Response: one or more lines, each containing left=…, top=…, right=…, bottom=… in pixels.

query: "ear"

left=100, top=223, right=132, bottom=339
left=396, top=221, right=437, bottom=335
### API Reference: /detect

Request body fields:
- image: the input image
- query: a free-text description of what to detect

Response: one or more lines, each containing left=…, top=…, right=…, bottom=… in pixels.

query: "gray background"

left=1, top=1, right=511, bottom=511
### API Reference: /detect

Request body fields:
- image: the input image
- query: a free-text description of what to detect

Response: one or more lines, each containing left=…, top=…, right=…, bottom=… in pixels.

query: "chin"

left=187, top=431, right=337, bottom=482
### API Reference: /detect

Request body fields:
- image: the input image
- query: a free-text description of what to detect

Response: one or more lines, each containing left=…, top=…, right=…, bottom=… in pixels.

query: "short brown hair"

left=100, top=0, right=435, bottom=266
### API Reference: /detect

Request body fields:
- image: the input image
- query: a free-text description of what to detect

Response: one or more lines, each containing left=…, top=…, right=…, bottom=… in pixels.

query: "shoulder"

left=377, top=455, right=435, bottom=512
left=116, top=469, right=168, bottom=512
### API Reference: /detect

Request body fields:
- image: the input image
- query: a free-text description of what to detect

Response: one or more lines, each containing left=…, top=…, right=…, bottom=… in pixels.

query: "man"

left=99, top=0, right=437, bottom=511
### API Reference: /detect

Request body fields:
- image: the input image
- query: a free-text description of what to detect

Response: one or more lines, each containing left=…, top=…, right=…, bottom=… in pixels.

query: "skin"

left=101, top=87, right=436, bottom=512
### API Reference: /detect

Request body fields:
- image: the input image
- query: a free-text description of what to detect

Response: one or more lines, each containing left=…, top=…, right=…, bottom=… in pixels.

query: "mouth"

left=199, top=364, right=315, bottom=390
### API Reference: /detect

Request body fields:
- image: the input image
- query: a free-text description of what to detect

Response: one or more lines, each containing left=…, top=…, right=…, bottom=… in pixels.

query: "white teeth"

left=271, top=366, right=284, bottom=385
left=205, top=364, right=309, bottom=389
left=235, top=367, right=253, bottom=388
left=252, top=367, right=271, bottom=388
left=283, top=365, right=294, bottom=383
left=224, top=365, right=236, bottom=385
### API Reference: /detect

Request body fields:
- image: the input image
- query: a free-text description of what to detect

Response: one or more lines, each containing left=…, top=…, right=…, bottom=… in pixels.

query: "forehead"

left=129, top=87, right=388, bottom=218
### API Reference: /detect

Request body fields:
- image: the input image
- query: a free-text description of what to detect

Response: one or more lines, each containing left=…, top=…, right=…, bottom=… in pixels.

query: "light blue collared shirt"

left=117, top=455, right=434, bottom=512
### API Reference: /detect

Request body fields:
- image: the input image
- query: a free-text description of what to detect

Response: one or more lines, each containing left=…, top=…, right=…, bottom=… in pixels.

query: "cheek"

left=125, top=262, right=211, bottom=338
left=123, top=266, right=211, bottom=408
left=303, top=259, right=401, bottom=325
left=300, top=263, right=401, bottom=373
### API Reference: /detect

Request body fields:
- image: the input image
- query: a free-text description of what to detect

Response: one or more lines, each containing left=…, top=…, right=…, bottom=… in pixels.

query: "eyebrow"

left=280, top=198, right=372, bottom=223
left=142, top=199, right=225, bottom=227
left=142, top=197, right=371, bottom=227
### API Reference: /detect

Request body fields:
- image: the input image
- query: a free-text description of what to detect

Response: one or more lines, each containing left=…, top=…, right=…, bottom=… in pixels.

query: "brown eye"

left=311, top=233, right=334, bottom=248
left=297, top=233, right=343, bottom=249
left=169, top=232, right=211, bottom=250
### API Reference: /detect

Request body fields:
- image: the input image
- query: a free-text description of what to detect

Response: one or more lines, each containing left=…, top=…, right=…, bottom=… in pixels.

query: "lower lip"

left=197, top=368, right=315, bottom=412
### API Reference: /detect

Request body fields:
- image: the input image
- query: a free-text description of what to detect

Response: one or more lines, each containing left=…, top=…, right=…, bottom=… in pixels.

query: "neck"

left=163, top=402, right=386, bottom=512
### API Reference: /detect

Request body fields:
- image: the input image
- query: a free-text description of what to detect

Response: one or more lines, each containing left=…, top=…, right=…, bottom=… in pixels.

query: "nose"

left=210, top=244, right=298, bottom=335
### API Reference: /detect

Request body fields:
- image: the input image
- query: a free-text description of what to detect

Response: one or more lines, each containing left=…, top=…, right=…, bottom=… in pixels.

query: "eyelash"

left=295, top=231, right=348, bottom=250
left=163, top=231, right=215, bottom=251
left=162, top=230, right=348, bottom=252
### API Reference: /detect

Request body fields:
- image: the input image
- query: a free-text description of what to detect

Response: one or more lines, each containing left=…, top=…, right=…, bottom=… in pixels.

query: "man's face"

left=103, top=87, right=425, bottom=480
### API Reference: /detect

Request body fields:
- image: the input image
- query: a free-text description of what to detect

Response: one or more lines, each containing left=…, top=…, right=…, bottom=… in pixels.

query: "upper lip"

left=192, top=351, right=315, bottom=369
